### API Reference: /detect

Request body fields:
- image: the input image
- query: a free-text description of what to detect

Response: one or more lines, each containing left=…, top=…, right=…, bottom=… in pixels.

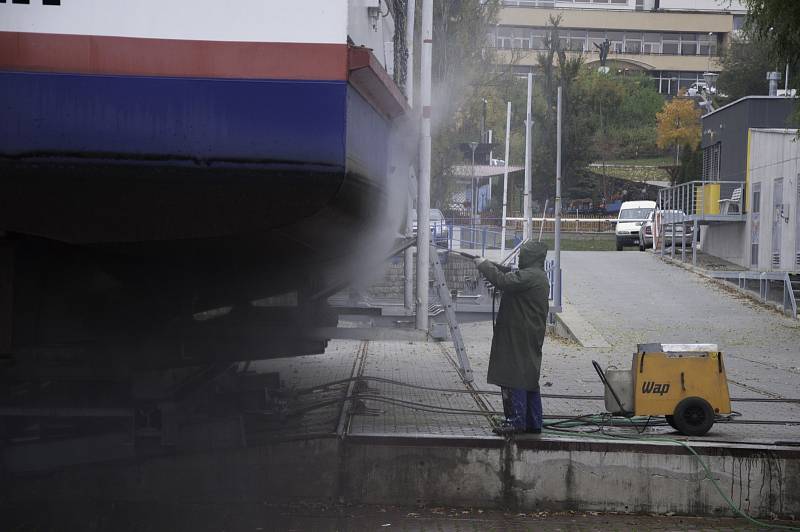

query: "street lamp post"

left=469, top=141, right=479, bottom=248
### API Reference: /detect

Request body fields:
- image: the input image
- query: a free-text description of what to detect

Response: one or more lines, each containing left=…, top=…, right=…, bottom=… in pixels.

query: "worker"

left=474, top=240, right=550, bottom=435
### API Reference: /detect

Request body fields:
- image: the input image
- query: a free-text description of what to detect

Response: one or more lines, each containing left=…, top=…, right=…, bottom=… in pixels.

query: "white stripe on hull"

left=0, top=0, right=348, bottom=44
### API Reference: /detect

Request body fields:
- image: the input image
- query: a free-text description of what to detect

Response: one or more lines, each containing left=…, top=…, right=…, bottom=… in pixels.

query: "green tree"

left=739, top=1, right=800, bottom=123
left=677, top=143, right=703, bottom=184
left=717, top=36, right=799, bottom=102
left=743, top=0, right=800, bottom=67
left=580, top=72, right=664, bottom=160
left=429, top=0, right=501, bottom=207
left=529, top=16, right=598, bottom=199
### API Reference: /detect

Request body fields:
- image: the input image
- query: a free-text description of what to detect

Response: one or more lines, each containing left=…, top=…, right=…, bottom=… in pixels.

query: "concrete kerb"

left=550, top=304, right=611, bottom=348
left=110, top=436, right=800, bottom=519
left=656, top=254, right=799, bottom=320
left=4, top=432, right=799, bottom=520
left=340, top=434, right=800, bottom=519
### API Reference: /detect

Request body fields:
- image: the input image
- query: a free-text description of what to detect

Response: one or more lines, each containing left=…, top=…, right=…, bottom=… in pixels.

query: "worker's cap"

left=519, top=240, right=548, bottom=268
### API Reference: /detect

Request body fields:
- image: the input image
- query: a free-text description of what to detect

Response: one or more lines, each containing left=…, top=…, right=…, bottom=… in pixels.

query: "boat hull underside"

left=0, top=72, right=398, bottom=366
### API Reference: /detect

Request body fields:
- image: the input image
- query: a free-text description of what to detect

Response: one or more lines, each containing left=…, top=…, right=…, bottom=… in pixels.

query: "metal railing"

left=705, top=270, right=798, bottom=319
left=657, top=180, right=745, bottom=218
left=783, top=272, right=798, bottom=319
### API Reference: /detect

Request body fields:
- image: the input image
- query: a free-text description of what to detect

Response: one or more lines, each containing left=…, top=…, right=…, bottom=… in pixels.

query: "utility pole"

left=415, top=0, right=433, bottom=331
left=500, top=101, right=511, bottom=258
left=523, top=73, right=533, bottom=241
left=404, top=169, right=416, bottom=312
left=403, top=0, right=416, bottom=313
left=469, top=141, right=479, bottom=222
left=405, top=0, right=415, bottom=108
left=554, top=86, right=563, bottom=312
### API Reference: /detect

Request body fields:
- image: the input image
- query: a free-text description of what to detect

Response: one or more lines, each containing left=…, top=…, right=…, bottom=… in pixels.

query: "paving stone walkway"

left=248, top=251, right=800, bottom=444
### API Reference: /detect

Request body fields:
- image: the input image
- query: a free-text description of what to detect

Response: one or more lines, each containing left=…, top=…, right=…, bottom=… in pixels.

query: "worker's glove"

left=473, top=256, right=487, bottom=267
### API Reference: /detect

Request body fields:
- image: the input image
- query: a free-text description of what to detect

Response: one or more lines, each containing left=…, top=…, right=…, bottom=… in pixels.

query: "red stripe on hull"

left=0, top=32, right=349, bottom=80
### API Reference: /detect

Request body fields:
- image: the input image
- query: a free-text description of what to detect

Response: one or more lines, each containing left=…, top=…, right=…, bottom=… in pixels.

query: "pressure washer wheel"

left=670, top=396, right=715, bottom=436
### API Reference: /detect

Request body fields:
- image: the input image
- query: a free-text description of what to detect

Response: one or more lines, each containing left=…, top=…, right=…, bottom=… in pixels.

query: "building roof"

left=704, top=95, right=798, bottom=118
left=749, top=128, right=799, bottom=135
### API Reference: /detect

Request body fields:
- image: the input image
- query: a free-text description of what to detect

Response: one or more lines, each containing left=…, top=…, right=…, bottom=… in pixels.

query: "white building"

left=746, top=129, right=800, bottom=272
left=494, top=0, right=747, bottom=94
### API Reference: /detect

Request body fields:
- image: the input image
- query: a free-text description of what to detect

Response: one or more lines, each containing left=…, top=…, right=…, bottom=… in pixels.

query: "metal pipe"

left=671, top=221, right=675, bottom=258
left=539, top=199, right=549, bottom=242
left=785, top=63, right=790, bottom=95
left=415, top=0, right=433, bottom=331
left=404, top=168, right=415, bottom=312
left=681, top=220, right=686, bottom=262
left=523, top=73, right=533, bottom=241
left=405, top=0, right=416, bottom=108
left=500, top=101, right=511, bottom=257
left=554, top=86, right=562, bottom=311
left=767, top=71, right=781, bottom=96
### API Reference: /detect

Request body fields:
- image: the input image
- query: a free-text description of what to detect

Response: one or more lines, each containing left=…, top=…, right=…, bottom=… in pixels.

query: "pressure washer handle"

left=454, top=251, right=478, bottom=259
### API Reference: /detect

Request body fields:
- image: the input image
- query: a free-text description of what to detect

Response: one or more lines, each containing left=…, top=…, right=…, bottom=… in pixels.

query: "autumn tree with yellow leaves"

left=656, top=98, right=701, bottom=180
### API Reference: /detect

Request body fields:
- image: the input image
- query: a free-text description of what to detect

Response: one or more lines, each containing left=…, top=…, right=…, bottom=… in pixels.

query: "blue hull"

left=0, top=71, right=349, bottom=168
left=0, top=70, right=397, bottom=309
left=0, top=71, right=392, bottom=244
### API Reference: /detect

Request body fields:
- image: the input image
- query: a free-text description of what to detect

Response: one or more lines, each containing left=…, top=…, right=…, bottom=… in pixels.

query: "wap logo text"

left=641, top=381, right=671, bottom=395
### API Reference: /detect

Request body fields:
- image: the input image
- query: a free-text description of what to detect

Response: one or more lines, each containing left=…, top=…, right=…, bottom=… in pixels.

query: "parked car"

left=412, top=208, right=450, bottom=246
left=615, top=200, right=656, bottom=251
left=639, top=209, right=694, bottom=251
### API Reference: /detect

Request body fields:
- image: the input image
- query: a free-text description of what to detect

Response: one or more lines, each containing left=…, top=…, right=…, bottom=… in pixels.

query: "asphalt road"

left=560, top=251, right=800, bottom=394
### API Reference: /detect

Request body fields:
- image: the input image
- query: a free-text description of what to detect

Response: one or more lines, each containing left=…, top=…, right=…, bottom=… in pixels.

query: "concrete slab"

left=553, top=304, right=611, bottom=348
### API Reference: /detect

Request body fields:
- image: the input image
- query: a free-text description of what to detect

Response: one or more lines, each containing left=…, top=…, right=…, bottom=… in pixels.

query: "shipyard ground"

left=2, top=251, right=799, bottom=530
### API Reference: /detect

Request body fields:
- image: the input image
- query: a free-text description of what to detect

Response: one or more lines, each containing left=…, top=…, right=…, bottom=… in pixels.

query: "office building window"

left=569, top=30, right=588, bottom=51
left=493, top=26, right=721, bottom=58
left=531, top=30, right=546, bottom=49
left=607, top=31, right=624, bottom=53
left=642, top=33, right=661, bottom=53
left=588, top=31, right=606, bottom=51
left=680, top=34, right=697, bottom=55
left=502, top=0, right=555, bottom=6
left=662, top=37, right=680, bottom=54
left=624, top=32, right=642, bottom=54
left=698, top=33, right=717, bottom=56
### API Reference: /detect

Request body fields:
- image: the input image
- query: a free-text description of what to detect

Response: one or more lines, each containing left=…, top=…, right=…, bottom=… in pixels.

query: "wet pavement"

left=250, top=250, right=800, bottom=445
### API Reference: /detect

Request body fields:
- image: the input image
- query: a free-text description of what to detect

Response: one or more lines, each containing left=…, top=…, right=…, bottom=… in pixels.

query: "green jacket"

left=477, top=241, right=550, bottom=391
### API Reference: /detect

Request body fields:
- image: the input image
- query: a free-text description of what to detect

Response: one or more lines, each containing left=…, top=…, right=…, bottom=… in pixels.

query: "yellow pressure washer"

left=594, top=343, right=732, bottom=436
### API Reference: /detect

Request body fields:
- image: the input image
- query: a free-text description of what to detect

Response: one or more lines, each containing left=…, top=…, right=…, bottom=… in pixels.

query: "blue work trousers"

left=501, top=387, right=542, bottom=431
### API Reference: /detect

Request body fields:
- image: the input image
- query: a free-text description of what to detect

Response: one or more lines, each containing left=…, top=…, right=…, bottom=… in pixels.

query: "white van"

left=615, top=200, right=656, bottom=251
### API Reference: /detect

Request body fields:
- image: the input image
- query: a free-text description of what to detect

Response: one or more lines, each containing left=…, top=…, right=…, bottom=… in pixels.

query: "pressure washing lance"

left=434, top=246, right=498, bottom=327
